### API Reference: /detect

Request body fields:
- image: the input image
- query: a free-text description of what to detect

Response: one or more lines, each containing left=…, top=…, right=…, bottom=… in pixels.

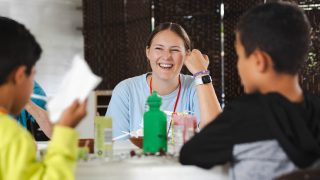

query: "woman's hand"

left=184, top=49, right=209, bottom=75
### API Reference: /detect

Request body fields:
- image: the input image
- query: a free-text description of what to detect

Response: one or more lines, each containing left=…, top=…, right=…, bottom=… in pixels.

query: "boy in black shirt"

left=180, top=2, right=320, bottom=180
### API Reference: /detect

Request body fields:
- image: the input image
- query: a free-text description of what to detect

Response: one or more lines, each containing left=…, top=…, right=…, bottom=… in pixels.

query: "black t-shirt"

left=179, top=92, right=320, bottom=169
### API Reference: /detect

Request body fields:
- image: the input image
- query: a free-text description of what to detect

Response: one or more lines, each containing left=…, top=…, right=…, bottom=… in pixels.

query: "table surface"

left=75, top=140, right=229, bottom=180
left=37, top=140, right=229, bottom=180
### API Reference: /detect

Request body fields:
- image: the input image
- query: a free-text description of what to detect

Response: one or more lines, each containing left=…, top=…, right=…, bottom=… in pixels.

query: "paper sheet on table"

left=47, top=55, right=102, bottom=123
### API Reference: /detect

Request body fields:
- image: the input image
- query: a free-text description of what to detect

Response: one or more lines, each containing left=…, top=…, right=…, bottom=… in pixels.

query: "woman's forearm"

left=197, top=83, right=222, bottom=129
left=25, top=101, right=53, bottom=138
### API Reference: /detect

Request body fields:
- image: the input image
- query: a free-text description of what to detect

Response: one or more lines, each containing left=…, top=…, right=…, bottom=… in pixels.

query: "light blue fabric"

left=106, top=73, right=201, bottom=140
left=17, top=81, right=46, bottom=128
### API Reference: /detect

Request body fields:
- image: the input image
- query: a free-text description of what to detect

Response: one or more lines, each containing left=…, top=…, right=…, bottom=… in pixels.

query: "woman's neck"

left=148, top=74, right=180, bottom=96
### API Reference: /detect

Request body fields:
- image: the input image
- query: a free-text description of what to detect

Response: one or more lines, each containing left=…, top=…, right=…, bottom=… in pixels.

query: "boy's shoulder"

left=0, top=114, right=22, bottom=131
left=0, top=115, right=31, bottom=149
left=218, top=93, right=266, bottom=125
left=229, top=92, right=319, bottom=107
left=226, top=92, right=320, bottom=120
left=304, top=92, right=320, bottom=104
left=227, top=93, right=264, bottom=111
left=223, top=92, right=292, bottom=119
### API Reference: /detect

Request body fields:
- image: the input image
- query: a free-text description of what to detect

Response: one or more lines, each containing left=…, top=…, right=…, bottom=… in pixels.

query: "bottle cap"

left=147, top=91, right=162, bottom=107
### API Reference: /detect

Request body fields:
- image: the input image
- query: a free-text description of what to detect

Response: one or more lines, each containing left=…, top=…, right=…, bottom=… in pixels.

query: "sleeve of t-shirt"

left=106, top=81, right=130, bottom=139
left=179, top=104, right=239, bottom=169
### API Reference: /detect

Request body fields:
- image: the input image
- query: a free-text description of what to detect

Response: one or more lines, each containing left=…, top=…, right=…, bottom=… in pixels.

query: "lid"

left=147, top=91, right=162, bottom=108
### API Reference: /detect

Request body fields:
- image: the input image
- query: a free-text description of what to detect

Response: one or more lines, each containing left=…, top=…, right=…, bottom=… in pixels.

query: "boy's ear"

left=13, top=66, right=28, bottom=85
left=253, top=49, right=272, bottom=73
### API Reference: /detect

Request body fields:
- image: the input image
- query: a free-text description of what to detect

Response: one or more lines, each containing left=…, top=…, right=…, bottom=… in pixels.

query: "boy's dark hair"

left=146, top=22, right=191, bottom=51
left=0, top=17, right=42, bottom=85
left=236, top=2, right=311, bottom=74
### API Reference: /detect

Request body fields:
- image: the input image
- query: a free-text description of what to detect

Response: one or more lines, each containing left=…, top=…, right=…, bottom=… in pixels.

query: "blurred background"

left=0, top=0, right=83, bottom=95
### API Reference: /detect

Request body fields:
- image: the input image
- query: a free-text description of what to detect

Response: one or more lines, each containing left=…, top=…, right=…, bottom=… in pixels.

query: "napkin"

left=47, top=55, right=102, bottom=123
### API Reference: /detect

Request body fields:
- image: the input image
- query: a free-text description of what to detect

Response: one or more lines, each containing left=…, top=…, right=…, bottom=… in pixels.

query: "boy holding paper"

left=0, top=17, right=87, bottom=180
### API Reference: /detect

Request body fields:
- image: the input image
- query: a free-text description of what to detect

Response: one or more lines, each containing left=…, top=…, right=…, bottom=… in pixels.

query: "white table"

left=75, top=141, right=229, bottom=180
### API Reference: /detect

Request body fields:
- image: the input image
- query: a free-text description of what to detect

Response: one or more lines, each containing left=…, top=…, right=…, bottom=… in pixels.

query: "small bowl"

left=129, top=136, right=143, bottom=149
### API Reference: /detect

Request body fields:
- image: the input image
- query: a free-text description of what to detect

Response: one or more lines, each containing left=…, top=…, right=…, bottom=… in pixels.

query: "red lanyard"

left=149, top=75, right=181, bottom=133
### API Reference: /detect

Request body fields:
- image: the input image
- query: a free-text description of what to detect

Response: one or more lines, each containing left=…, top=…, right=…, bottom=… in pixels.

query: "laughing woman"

left=106, top=22, right=222, bottom=140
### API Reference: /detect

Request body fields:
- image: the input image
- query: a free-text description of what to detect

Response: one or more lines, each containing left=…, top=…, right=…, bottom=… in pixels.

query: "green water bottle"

left=143, top=91, right=167, bottom=153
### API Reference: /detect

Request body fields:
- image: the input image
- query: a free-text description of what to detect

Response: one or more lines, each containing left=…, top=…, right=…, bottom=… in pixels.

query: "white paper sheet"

left=47, top=55, right=102, bottom=123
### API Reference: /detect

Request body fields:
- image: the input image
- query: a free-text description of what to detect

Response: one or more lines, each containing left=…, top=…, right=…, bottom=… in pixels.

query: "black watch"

left=194, top=75, right=212, bottom=85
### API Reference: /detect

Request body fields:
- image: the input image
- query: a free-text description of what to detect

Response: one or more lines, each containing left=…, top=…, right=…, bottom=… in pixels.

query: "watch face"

left=202, top=75, right=212, bottom=84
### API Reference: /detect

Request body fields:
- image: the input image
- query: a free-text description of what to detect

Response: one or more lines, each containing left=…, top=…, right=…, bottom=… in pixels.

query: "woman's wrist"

left=193, top=70, right=210, bottom=78
left=194, top=74, right=212, bottom=86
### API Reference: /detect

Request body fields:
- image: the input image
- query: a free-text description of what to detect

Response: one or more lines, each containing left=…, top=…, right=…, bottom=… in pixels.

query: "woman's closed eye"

left=171, top=49, right=181, bottom=53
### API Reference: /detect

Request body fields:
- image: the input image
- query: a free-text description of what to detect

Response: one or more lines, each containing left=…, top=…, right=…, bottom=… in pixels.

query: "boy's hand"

left=184, top=49, right=209, bottom=75
left=57, top=99, right=87, bottom=128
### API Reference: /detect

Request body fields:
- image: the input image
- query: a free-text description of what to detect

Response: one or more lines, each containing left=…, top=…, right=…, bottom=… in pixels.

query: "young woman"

left=107, top=22, right=221, bottom=140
